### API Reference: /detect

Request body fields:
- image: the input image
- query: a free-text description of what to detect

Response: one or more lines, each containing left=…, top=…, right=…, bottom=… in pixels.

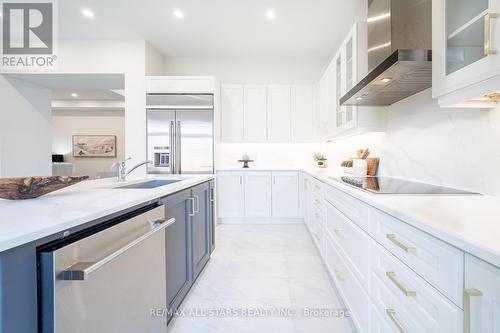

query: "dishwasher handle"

left=60, top=217, right=175, bottom=281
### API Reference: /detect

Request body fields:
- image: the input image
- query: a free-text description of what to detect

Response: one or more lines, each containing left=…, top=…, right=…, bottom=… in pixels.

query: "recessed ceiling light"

left=71, top=93, right=78, bottom=98
left=356, top=97, right=363, bottom=101
left=381, top=78, right=392, bottom=83
left=173, top=9, right=184, bottom=19
left=81, top=9, right=95, bottom=19
left=265, top=10, right=276, bottom=20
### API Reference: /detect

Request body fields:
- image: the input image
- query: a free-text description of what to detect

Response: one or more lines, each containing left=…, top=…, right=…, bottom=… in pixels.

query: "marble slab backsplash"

left=325, top=89, right=500, bottom=196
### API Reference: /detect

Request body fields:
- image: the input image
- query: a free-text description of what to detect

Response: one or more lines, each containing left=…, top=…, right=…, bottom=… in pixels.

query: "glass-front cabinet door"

left=335, top=54, right=344, bottom=130
left=344, top=36, right=356, bottom=129
left=433, top=0, right=500, bottom=106
left=446, top=0, right=491, bottom=74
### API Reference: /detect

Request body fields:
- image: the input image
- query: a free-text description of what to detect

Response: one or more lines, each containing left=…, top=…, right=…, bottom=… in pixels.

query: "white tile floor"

left=168, top=224, right=357, bottom=333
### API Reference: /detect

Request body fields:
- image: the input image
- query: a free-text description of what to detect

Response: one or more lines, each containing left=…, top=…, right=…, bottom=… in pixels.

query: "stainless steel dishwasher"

left=39, top=204, right=174, bottom=333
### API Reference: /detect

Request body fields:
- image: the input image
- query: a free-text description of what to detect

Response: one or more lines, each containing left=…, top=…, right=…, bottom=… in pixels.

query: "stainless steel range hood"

left=340, top=0, right=432, bottom=107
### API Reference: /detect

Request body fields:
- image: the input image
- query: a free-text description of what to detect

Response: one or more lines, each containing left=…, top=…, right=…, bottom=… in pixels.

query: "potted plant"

left=313, top=153, right=328, bottom=168
left=340, top=160, right=353, bottom=174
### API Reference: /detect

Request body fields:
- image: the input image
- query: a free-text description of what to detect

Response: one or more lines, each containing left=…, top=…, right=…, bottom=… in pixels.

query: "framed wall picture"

left=72, top=135, right=117, bottom=157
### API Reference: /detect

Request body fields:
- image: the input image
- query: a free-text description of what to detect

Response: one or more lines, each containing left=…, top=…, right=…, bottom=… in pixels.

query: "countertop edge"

left=0, top=175, right=214, bottom=253
left=302, top=170, right=500, bottom=269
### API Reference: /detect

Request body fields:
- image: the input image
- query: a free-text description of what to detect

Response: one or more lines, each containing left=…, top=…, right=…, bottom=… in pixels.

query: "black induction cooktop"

left=332, top=176, right=480, bottom=195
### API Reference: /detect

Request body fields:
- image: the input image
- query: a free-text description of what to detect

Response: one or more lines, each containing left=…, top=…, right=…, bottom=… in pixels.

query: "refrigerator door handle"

left=169, top=121, right=175, bottom=174
left=176, top=121, right=182, bottom=174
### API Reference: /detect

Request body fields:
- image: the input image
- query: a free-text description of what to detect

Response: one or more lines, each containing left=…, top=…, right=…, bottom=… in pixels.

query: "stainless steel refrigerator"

left=146, top=94, right=214, bottom=174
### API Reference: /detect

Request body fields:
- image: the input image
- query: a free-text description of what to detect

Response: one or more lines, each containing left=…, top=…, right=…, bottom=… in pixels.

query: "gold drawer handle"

left=464, top=289, right=482, bottom=333
left=386, top=272, right=416, bottom=297
left=334, top=269, right=345, bottom=282
left=334, top=229, right=344, bottom=238
left=485, top=13, right=499, bottom=55
left=386, top=234, right=416, bottom=253
left=386, top=309, right=406, bottom=333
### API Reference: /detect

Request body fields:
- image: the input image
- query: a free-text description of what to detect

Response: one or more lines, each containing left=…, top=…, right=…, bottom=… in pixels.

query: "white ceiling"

left=58, top=0, right=364, bottom=59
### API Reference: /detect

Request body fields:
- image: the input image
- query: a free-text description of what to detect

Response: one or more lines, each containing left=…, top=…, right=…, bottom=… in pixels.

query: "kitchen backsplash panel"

left=325, top=89, right=500, bottom=196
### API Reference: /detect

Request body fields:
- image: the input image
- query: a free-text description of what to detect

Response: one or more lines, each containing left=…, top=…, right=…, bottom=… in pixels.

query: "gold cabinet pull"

left=334, top=269, right=345, bottom=282
left=386, top=309, right=406, bottom=333
left=485, top=13, right=499, bottom=55
left=334, top=229, right=344, bottom=238
left=386, top=234, right=416, bottom=253
left=464, top=289, right=482, bottom=333
left=386, top=272, right=416, bottom=297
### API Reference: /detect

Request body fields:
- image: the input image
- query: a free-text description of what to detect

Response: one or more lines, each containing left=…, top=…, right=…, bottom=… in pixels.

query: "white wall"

left=216, top=143, right=322, bottom=170
left=325, top=89, right=500, bottom=196
left=52, top=112, right=125, bottom=179
left=0, top=76, right=52, bottom=177
left=145, top=41, right=165, bottom=76
left=164, top=57, right=328, bottom=84
left=1, top=40, right=150, bottom=176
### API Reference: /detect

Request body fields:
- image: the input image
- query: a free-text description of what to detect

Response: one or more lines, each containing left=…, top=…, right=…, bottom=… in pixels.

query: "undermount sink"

left=114, top=179, right=183, bottom=189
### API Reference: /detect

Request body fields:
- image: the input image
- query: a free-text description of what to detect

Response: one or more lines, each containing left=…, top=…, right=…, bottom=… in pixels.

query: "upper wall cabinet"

left=243, top=85, right=268, bottom=142
left=220, top=84, right=316, bottom=143
left=267, top=86, right=292, bottom=142
left=221, top=85, right=244, bottom=142
left=317, top=23, right=385, bottom=141
left=433, top=0, right=500, bottom=107
left=291, top=85, right=315, bottom=142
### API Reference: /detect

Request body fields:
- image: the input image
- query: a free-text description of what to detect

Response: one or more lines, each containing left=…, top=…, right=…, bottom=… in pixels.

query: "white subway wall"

left=325, top=89, right=500, bottom=196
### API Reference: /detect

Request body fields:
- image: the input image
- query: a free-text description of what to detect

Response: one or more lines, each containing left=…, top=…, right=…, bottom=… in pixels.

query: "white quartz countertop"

left=304, top=170, right=500, bottom=268
left=0, top=174, right=214, bottom=252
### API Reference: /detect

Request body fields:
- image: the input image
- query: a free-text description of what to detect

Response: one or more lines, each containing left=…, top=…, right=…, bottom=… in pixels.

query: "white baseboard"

left=219, top=217, right=305, bottom=225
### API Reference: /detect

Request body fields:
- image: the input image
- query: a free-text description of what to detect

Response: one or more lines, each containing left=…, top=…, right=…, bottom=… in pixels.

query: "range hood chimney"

left=340, top=0, right=432, bottom=107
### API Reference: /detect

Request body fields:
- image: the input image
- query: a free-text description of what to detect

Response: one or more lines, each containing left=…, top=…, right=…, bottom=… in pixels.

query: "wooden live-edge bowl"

left=0, top=176, right=89, bottom=200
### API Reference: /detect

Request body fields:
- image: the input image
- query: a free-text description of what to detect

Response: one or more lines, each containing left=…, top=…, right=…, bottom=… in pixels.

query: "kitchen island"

left=0, top=174, right=215, bottom=333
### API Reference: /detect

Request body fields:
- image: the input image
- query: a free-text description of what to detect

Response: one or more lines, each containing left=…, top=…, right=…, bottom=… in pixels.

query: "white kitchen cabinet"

left=217, top=172, right=244, bottom=218
left=244, top=171, right=272, bottom=217
left=433, top=0, right=500, bottom=107
left=271, top=171, right=299, bottom=218
left=291, top=85, right=315, bottom=142
left=316, top=22, right=384, bottom=140
left=465, top=254, right=500, bottom=333
left=221, top=84, right=244, bottom=142
left=243, top=85, right=268, bottom=142
left=267, top=86, right=291, bottom=142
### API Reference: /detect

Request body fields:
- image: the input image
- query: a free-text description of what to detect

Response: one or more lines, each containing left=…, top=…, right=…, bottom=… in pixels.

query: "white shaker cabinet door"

left=221, top=84, right=244, bottom=142
left=244, top=172, right=272, bottom=217
left=291, top=85, right=314, bottom=142
left=465, top=254, right=500, bottom=333
left=217, top=172, right=244, bottom=218
left=271, top=171, right=300, bottom=218
left=267, top=85, right=291, bottom=142
left=243, top=85, right=268, bottom=142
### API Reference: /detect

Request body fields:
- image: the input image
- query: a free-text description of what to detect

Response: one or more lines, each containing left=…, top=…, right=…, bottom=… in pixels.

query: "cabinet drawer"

left=325, top=201, right=370, bottom=288
left=465, top=254, right=500, bottom=333
left=325, top=185, right=370, bottom=231
left=370, top=209, right=464, bottom=306
left=371, top=272, right=427, bottom=333
left=311, top=192, right=326, bottom=215
left=371, top=240, right=463, bottom=333
left=313, top=209, right=326, bottom=254
left=325, top=237, right=370, bottom=333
